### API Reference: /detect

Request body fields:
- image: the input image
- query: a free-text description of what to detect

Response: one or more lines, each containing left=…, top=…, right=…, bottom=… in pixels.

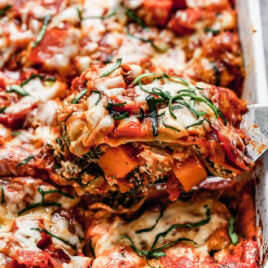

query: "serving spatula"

left=241, top=104, right=268, bottom=162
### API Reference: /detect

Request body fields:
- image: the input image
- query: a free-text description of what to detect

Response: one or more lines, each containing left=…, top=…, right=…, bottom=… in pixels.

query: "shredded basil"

left=31, top=227, right=76, bottom=249
left=210, top=61, right=221, bottom=86
left=72, top=89, right=87, bottom=104
left=121, top=234, right=196, bottom=261
left=186, top=119, right=210, bottom=129
left=0, top=107, right=5, bottom=113
left=146, top=95, right=158, bottom=136
left=33, top=15, right=51, bottom=47
left=17, top=155, right=34, bottom=167
left=0, top=5, right=11, bottom=17
left=6, top=85, right=29, bottom=96
left=18, top=202, right=61, bottom=216
left=76, top=7, right=82, bottom=20
left=84, top=10, right=116, bottom=20
left=100, top=58, right=122, bottom=78
left=18, top=187, right=74, bottom=215
left=125, top=9, right=146, bottom=28
left=161, top=113, right=181, bottom=132
left=1, top=186, right=5, bottom=204
left=205, top=27, right=220, bottom=35
left=126, top=26, right=168, bottom=53
left=228, top=216, right=239, bottom=245
left=11, top=131, right=21, bottom=136
left=137, top=107, right=144, bottom=121
left=136, top=206, right=165, bottom=234
left=92, top=90, right=101, bottom=105
left=38, top=187, right=74, bottom=200
left=105, top=99, right=129, bottom=120
left=20, top=74, right=56, bottom=87
left=150, top=205, right=210, bottom=250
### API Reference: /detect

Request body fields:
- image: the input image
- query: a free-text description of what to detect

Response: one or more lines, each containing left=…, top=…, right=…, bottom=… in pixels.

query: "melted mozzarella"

left=90, top=199, right=227, bottom=257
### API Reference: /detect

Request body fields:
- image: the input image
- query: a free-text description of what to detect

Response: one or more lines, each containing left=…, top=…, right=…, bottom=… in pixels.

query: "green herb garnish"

left=92, top=90, right=102, bottom=105
left=228, top=216, right=239, bottom=245
left=126, top=26, right=168, bottom=53
left=210, top=61, right=220, bottom=86
left=186, top=119, right=210, bottom=129
left=0, top=5, right=11, bottom=17
left=18, top=202, right=61, bottom=216
left=33, top=15, right=51, bottom=48
left=76, top=7, right=82, bottom=20
left=11, top=131, right=21, bottom=136
left=204, top=27, right=220, bottom=35
left=6, top=85, right=29, bottom=96
left=20, top=74, right=56, bottom=87
left=125, top=9, right=146, bottom=28
left=17, top=155, right=34, bottom=166
left=136, top=206, right=165, bottom=234
left=150, top=205, right=210, bottom=250
left=1, top=186, right=5, bottom=204
left=72, top=89, right=87, bottom=104
left=100, top=58, right=122, bottom=78
left=146, top=95, right=158, bottom=136
left=105, top=99, right=129, bottom=120
left=84, top=10, right=116, bottom=20
left=0, top=107, right=6, bottom=113
left=161, top=113, right=181, bottom=132
left=31, top=227, right=76, bottom=249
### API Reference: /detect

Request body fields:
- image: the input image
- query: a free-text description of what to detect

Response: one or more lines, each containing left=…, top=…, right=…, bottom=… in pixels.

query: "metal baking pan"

left=237, top=0, right=268, bottom=265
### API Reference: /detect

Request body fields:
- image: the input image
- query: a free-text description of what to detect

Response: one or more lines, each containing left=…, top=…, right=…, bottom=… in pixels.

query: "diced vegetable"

left=173, top=155, right=207, bottom=191
left=98, top=145, right=138, bottom=179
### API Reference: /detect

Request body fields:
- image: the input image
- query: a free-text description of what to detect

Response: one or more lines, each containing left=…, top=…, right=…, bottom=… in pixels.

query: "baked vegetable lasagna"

left=0, top=0, right=260, bottom=267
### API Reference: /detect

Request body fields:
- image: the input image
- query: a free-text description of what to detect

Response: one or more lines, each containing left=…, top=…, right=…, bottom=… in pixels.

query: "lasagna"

left=0, top=0, right=260, bottom=267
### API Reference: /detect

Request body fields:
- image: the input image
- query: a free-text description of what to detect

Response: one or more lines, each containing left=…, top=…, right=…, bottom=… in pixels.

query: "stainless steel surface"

left=237, top=0, right=268, bottom=265
left=260, top=0, right=268, bottom=78
left=241, top=105, right=268, bottom=162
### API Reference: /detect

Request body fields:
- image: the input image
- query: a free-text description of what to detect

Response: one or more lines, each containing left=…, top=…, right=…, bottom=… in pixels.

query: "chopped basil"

left=113, top=111, right=129, bottom=120
left=33, top=15, right=51, bottom=48
left=150, top=205, right=210, bottom=250
left=205, top=27, right=220, bottom=35
left=105, top=99, right=129, bottom=120
left=72, top=89, right=87, bottom=104
left=186, top=119, right=210, bottom=129
left=125, top=9, right=146, bottom=28
left=161, top=114, right=181, bottom=132
left=18, top=187, right=74, bottom=215
left=17, top=155, right=34, bottom=166
left=92, top=90, right=102, bottom=105
left=76, top=7, right=82, bottom=20
left=228, top=216, right=239, bottom=245
left=18, top=202, right=61, bottom=216
left=0, top=5, right=11, bottom=17
left=136, top=206, right=165, bottom=234
left=121, top=234, right=196, bottom=261
left=100, top=58, right=122, bottom=78
left=38, top=187, right=74, bottom=200
left=20, top=74, right=55, bottom=87
left=6, top=85, right=29, bottom=96
left=146, top=95, right=158, bottom=136
left=210, top=61, right=221, bottom=86
left=1, top=186, right=5, bottom=204
left=126, top=26, right=168, bottom=53
left=137, top=107, right=144, bottom=121
left=31, top=227, right=76, bottom=249
left=11, top=131, right=21, bottom=136
left=84, top=10, right=116, bottom=20
left=0, top=107, right=6, bottom=113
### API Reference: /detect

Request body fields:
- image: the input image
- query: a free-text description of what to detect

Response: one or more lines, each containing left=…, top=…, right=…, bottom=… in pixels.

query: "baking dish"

left=237, top=0, right=268, bottom=265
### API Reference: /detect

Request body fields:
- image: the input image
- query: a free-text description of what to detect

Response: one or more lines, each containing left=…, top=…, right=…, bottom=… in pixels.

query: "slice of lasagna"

left=85, top=182, right=258, bottom=268
left=56, top=61, right=252, bottom=199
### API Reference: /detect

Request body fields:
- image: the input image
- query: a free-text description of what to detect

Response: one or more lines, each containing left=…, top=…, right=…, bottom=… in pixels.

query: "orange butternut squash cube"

left=173, top=156, right=207, bottom=191
left=98, top=145, right=138, bottom=179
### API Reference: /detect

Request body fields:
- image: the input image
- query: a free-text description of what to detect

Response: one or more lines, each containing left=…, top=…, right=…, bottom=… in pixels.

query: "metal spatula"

left=241, top=104, right=268, bottom=162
